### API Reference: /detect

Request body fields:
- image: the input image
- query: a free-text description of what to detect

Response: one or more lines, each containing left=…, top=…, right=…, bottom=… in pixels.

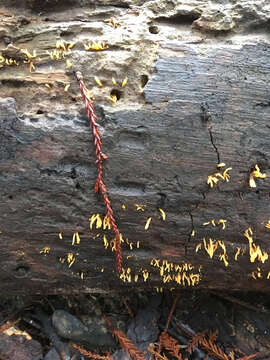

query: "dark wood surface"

left=0, top=4, right=270, bottom=294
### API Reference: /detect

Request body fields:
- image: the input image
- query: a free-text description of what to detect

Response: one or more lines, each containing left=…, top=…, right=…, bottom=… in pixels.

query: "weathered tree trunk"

left=0, top=0, right=270, bottom=294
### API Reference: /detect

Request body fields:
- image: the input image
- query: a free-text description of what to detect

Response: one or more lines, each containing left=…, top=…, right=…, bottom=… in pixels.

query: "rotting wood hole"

left=14, top=265, right=30, bottom=278
left=149, top=25, right=160, bottom=34
left=36, top=109, right=44, bottom=115
left=1, top=79, right=25, bottom=87
left=70, top=167, right=77, bottom=179
left=157, top=192, right=167, bottom=208
left=141, top=74, right=149, bottom=88
left=110, top=89, right=122, bottom=101
left=156, top=13, right=200, bottom=26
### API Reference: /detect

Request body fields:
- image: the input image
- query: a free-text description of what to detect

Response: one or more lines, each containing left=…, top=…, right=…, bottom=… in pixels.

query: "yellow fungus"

left=0, top=56, right=5, bottom=63
left=135, top=204, right=146, bottom=211
left=249, top=175, right=256, bottom=188
left=253, top=164, right=266, bottom=179
left=145, top=217, right=152, bottom=230
left=244, top=227, right=268, bottom=263
left=182, top=272, right=191, bottom=286
left=29, top=62, right=35, bottom=72
left=251, top=272, right=257, bottom=280
left=68, top=257, right=75, bottom=268
left=265, top=221, right=270, bottom=229
left=45, top=83, right=51, bottom=88
left=218, top=219, right=227, bottom=230
left=104, top=17, right=120, bottom=28
left=121, top=204, right=126, bottom=210
left=267, top=272, right=270, bottom=280
left=207, top=175, right=219, bottom=188
left=159, top=208, right=166, bottom=221
left=234, top=247, right=241, bottom=261
left=101, top=268, right=104, bottom=272
left=163, top=274, right=172, bottom=284
left=142, top=270, right=149, bottom=282
left=67, top=42, right=76, bottom=50
left=66, top=59, right=72, bottom=68
left=174, top=272, right=181, bottom=284
left=112, top=77, right=117, bottom=85
left=223, top=167, right=232, bottom=181
left=121, top=77, right=128, bottom=87
left=72, top=232, right=76, bottom=245
left=64, top=84, right=70, bottom=92
left=89, top=214, right=102, bottom=230
left=40, top=247, right=50, bottom=254
left=111, top=239, right=116, bottom=252
left=195, top=243, right=202, bottom=252
left=249, top=165, right=266, bottom=188
left=94, top=76, right=103, bottom=87
left=137, top=241, right=140, bottom=248
left=214, top=172, right=225, bottom=180
left=58, top=232, right=63, bottom=240
left=191, top=230, right=195, bottom=236
left=211, top=219, right=216, bottom=226
left=217, top=163, right=226, bottom=168
left=80, top=272, right=84, bottom=279
left=150, top=258, right=160, bottom=267
left=56, top=40, right=66, bottom=50
left=109, top=95, right=117, bottom=103
left=84, top=41, right=108, bottom=51
left=190, top=273, right=200, bottom=286
left=134, top=274, right=138, bottom=282
left=219, top=253, right=229, bottom=267
left=203, top=238, right=218, bottom=259
left=76, top=232, right=80, bottom=244
left=103, top=215, right=111, bottom=230
left=21, top=48, right=37, bottom=59
left=129, top=242, right=133, bottom=250
left=203, top=221, right=210, bottom=226
left=103, top=234, right=108, bottom=249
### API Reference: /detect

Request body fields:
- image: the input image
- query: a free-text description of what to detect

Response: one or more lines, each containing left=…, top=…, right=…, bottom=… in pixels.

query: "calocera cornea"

left=203, top=237, right=218, bottom=259
left=135, top=204, right=146, bottom=211
left=104, top=17, right=120, bottom=28
left=108, top=94, right=117, bottom=103
left=84, top=41, right=108, bottom=51
left=94, top=76, right=103, bottom=87
left=159, top=208, right=166, bottom=221
left=249, top=164, right=267, bottom=188
left=244, top=227, right=269, bottom=263
left=89, top=213, right=102, bottom=230
left=207, top=166, right=232, bottom=188
left=40, top=246, right=50, bottom=255
left=145, top=217, right=152, bottom=230
left=121, top=77, right=128, bottom=87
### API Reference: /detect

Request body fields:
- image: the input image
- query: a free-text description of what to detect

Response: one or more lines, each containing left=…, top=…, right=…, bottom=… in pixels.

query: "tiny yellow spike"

left=145, top=217, right=152, bottom=230
left=159, top=208, right=166, bottom=221
left=94, top=76, right=103, bottom=87
left=66, top=59, right=72, bottom=68
left=121, top=77, right=128, bottom=87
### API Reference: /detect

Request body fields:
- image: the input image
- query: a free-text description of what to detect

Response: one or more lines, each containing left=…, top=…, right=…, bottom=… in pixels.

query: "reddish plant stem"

left=75, top=71, right=122, bottom=272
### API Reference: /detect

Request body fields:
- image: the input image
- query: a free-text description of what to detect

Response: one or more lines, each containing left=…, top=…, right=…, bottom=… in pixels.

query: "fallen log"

left=0, top=0, right=270, bottom=294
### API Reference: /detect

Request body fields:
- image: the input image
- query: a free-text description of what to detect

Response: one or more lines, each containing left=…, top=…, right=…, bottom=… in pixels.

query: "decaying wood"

left=0, top=0, right=270, bottom=294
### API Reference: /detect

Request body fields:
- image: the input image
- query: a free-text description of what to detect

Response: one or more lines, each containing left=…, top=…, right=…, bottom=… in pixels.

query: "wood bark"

left=0, top=0, right=270, bottom=294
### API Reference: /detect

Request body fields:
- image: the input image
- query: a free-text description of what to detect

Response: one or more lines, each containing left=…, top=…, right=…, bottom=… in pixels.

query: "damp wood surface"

left=0, top=0, right=270, bottom=294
